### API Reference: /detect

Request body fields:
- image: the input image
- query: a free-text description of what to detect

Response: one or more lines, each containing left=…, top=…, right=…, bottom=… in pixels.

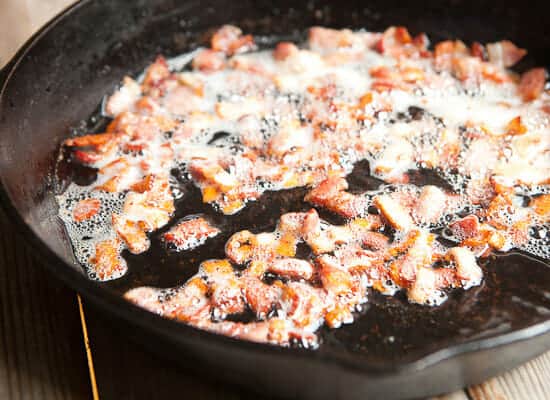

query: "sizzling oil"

left=59, top=142, right=550, bottom=354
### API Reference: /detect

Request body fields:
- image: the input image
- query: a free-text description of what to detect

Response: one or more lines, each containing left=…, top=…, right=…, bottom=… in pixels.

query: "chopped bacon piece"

left=225, top=230, right=257, bottom=265
left=324, top=304, right=354, bottom=329
left=279, top=282, right=325, bottom=329
left=407, top=267, right=444, bottom=305
left=305, top=176, right=365, bottom=218
left=192, top=49, right=226, bottom=72
left=105, top=77, right=141, bottom=116
left=200, top=318, right=317, bottom=347
left=434, top=40, right=468, bottom=70
left=373, top=194, right=414, bottom=231
left=211, top=25, right=255, bottom=56
left=308, top=27, right=355, bottom=51
left=89, top=239, right=127, bottom=281
left=448, top=247, right=482, bottom=288
left=126, top=277, right=211, bottom=322
left=72, top=198, right=101, bottom=222
left=199, top=259, right=245, bottom=318
left=358, top=231, right=389, bottom=251
left=112, top=214, right=150, bottom=254
left=273, top=42, right=299, bottom=61
left=530, top=194, right=550, bottom=219
left=413, top=33, right=430, bottom=51
left=414, top=185, right=447, bottom=225
left=142, top=56, right=172, bottom=94
left=301, top=209, right=341, bottom=254
left=163, top=217, right=220, bottom=251
left=376, top=26, right=413, bottom=56
left=64, top=132, right=117, bottom=149
left=129, top=174, right=154, bottom=193
left=449, top=215, right=480, bottom=241
left=506, top=116, right=527, bottom=136
left=243, top=278, right=282, bottom=319
left=486, top=40, right=526, bottom=68
left=268, top=258, right=314, bottom=281
left=122, top=175, right=175, bottom=232
left=189, top=159, right=238, bottom=193
left=519, top=68, right=547, bottom=102
left=470, top=42, right=486, bottom=60
left=389, top=230, right=434, bottom=287
left=317, top=256, right=353, bottom=295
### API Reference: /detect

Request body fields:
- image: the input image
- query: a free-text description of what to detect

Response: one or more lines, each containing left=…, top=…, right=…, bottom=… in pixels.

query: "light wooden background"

left=1, top=1, right=549, bottom=399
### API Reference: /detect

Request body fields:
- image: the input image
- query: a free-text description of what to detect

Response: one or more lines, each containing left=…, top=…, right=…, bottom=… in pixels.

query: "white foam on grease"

left=56, top=183, right=126, bottom=280
left=59, top=27, right=550, bottom=291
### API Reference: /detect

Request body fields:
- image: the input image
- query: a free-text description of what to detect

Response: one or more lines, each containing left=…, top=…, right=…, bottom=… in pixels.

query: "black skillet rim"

left=0, top=0, right=549, bottom=378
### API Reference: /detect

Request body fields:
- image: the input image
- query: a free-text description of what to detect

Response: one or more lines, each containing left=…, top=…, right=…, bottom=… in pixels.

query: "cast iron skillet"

left=1, top=1, right=549, bottom=398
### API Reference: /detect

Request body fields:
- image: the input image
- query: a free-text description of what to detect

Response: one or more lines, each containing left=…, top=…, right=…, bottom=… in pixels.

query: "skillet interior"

left=1, top=0, right=549, bottom=398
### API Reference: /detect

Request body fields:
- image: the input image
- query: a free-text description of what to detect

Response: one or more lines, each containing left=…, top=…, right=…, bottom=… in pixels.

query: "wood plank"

left=468, top=352, right=550, bottom=400
left=82, top=303, right=258, bottom=400
left=0, top=209, right=91, bottom=400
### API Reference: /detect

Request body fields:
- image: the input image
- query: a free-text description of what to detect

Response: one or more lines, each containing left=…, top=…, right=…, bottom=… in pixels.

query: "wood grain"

left=0, top=209, right=90, bottom=400
left=467, top=352, right=550, bottom=400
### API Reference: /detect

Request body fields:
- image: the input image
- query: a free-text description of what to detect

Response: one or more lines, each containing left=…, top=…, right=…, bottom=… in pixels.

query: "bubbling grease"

left=56, top=183, right=127, bottom=279
left=55, top=25, right=550, bottom=347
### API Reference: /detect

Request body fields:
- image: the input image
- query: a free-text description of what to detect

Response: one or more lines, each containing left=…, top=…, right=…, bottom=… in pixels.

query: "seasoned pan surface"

left=1, top=1, right=549, bottom=398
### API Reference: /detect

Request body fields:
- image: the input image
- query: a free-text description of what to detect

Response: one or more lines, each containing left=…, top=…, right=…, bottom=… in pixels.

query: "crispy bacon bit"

left=448, top=247, right=482, bottom=288
left=105, top=77, right=141, bottom=116
left=122, top=175, right=175, bottom=232
left=413, top=33, right=430, bottom=50
left=163, top=217, right=220, bottom=251
left=308, top=27, right=354, bottom=51
left=530, top=194, right=550, bottom=219
left=211, top=25, right=255, bottom=56
left=470, top=42, right=486, bottom=60
left=112, top=214, right=150, bottom=254
left=64, top=132, right=117, bottom=149
left=305, top=176, right=365, bottom=218
left=486, top=40, right=526, bottom=68
left=434, top=40, right=468, bottom=70
left=243, top=278, right=282, bottom=319
left=89, top=239, right=127, bottom=281
left=519, top=68, right=547, bottom=101
left=414, top=185, right=447, bottom=225
left=279, top=282, right=325, bottom=328
left=225, top=230, right=257, bottom=265
left=273, top=42, right=299, bottom=61
left=189, top=159, right=238, bottom=193
left=72, top=198, right=101, bottom=222
left=317, top=256, right=353, bottom=295
left=129, top=174, right=154, bottom=193
left=390, top=230, right=434, bottom=288
left=449, top=215, right=480, bottom=241
left=407, top=267, right=443, bottom=305
left=376, top=26, right=412, bottom=55
left=142, top=56, right=171, bottom=94
left=506, top=116, right=527, bottom=136
left=269, top=258, right=314, bottom=281
left=358, top=231, right=389, bottom=251
left=192, top=49, right=226, bottom=72
left=373, top=194, right=414, bottom=231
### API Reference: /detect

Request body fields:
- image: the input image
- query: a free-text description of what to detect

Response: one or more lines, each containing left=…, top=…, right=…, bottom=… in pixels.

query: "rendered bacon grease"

left=57, top=25, right=550, bottom=347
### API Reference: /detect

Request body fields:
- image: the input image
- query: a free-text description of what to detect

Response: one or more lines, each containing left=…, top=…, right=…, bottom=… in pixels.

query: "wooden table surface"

left=1, top=2, right=550, bottom=399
